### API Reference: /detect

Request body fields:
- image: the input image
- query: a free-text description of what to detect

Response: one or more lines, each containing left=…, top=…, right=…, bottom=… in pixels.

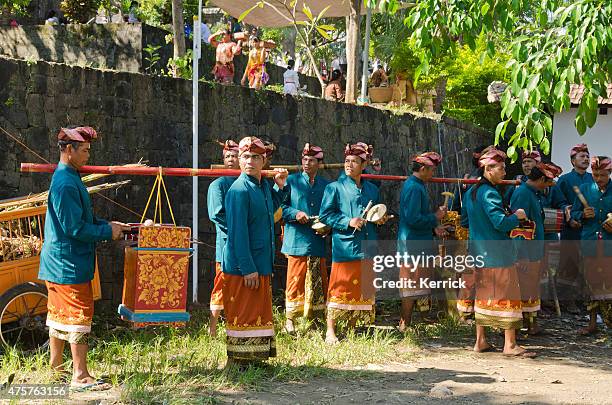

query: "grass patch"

left=0, top=305, right=471, bottom=403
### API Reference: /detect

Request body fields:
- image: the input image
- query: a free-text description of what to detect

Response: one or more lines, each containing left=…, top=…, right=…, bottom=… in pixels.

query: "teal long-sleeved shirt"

left=464, top=182, right=520, bottom=267
left=510, top=182, right=545, bottom=261
left=557, top=169, right=593, bottom=240
left=570, top=180, right=612, bottom=256
left=503, top=174, right=527, bottom=206
left=39, top=163, right=112, bottom=284
left=280, top=172, right=330, bottom=257
left=319, top=175, right=379, bottom=262
left=222, top=173, right=286, bottom=276
left=397, top=175, right=438, bottom=256
left=207, top=176, right=237, bottom=263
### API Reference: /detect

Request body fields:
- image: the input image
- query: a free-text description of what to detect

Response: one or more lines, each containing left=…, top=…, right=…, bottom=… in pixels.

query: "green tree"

left=0, top=0, right=30, bottom=13
left=368, top=0, right=612, bottom=160
left=60, top=0, right=101, bottom=23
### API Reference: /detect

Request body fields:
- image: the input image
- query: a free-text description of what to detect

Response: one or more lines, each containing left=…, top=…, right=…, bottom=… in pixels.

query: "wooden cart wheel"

left=0, top=282, right=49, bottom=352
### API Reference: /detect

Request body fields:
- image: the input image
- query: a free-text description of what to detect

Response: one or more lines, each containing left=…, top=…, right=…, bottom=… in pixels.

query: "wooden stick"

left=209, top=163, right=346, bottom=171
left=572, top=185, right=590, bottom=208
left=21, top=163, right=521, bottom=185
left=549, top=270, right=562, bottom=317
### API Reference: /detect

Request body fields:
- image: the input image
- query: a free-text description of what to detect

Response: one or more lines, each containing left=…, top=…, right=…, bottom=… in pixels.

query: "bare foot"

left=285, top=319, right=295, bottom=334
left=474, top=343, right=494, bottom=353
left=325, top=332, right=339, bottom=345
left=72, top=375, right=97, bottom=385
left=398, top=319, right=410, bottom=333
left=503, top=346, right=536, bottom=358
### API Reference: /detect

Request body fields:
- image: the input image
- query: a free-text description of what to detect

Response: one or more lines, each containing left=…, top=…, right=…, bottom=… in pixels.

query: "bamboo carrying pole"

left=21, top=163, right=249, bottom=177
left=209, top=163, right=346, bottom=171
left=21, top=163, right=521, bottom=185
left=361, top=173, right=520, bottom=186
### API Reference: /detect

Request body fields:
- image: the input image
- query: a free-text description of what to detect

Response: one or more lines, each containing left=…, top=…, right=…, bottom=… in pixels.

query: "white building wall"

left=551, top=108, right=612, bottom=174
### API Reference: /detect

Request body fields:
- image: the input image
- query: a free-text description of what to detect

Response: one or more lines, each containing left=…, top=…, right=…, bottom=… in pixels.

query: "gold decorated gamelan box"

left=118, top=225, right=192, bottom=324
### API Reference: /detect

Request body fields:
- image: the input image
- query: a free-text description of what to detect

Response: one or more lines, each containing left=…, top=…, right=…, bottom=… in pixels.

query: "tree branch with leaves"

left=368, top=0, right=611, bottom=161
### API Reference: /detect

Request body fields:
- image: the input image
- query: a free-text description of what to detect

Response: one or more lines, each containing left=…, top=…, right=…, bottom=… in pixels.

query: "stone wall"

left=0, top=23, right=171, bottom=72
left=0, top=23, right=321, bottom=93
left=0, top=56, right=492, bottom=311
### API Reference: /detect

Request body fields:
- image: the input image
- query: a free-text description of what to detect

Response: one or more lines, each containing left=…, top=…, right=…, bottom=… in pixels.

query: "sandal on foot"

left=70, top=380, right=112, bottom=392
left=474, top=345, right=496, bottom=353
left=503, top=350, right=537, bottom=358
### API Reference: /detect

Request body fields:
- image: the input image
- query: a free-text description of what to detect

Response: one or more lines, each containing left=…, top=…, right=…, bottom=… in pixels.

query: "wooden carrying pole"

left=362, top=174, right=520, bottom=186
left=21, top=163, right=520, bottom=185
left=21, top=163, right=254, bottom=177
left=209, top=163, right=346, bottom=171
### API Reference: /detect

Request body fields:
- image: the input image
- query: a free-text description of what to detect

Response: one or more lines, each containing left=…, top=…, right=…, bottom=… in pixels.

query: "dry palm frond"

left=0, top=161, right=145, bottom=212
left=0, top=180, right=131, bottom=262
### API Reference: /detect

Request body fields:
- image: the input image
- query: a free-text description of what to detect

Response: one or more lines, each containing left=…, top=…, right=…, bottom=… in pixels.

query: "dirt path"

left=69, top=315, right=611, bottom=404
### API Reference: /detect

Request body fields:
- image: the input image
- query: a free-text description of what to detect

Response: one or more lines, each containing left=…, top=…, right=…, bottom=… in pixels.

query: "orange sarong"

left=210, top=262, right=224, bottom=312
left=327, top=260, right=375, bottom=325
left=45, top=281, right=93, bottom=344
left=518, top=260, right=542, bottom=317
left=285, top=256, right=328, bottom=320
left=456, top=268, right=476, bottom=315
left=222, top=274, right=276, bottom=360
left=474, top=266, right=523, bottom=330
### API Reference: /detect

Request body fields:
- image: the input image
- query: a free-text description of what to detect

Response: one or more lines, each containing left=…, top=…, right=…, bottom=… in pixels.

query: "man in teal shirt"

left=319, top=142, right=387, bottom=344
left=221, top=136, right=288, bottom=365
left=556, top=143, right=593, bottom=311
left=206, top=139, right=239, bottom=337
left=464, top=148, right=535, bottom=357
left=39, top=126, right=128, bottom=390
left=281, top=143, right=330, bottom=332
left=510, top=162, right=562, bottom=335
left=504, top=150, right=540, bottom=205
left=570, top=155, right=612, bottom=335
left=397, top=152, right=448, bottom=331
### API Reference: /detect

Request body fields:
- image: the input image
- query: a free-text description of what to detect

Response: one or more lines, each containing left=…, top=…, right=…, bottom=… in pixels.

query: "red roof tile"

left=569, top=84, right=612, bottom=105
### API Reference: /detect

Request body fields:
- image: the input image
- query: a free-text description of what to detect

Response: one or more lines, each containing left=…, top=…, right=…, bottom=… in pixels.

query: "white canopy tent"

left=210, top=0, right=384, bottom=101
left=210, top=0, right=372, bottom=28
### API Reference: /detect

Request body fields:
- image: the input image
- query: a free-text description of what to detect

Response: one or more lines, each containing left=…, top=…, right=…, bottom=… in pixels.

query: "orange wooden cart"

left=0, top=205, right=101, bottom=352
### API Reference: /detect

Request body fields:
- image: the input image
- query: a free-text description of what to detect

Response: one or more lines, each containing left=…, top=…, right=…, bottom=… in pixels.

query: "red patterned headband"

left=217, top=139, right=239, bottom=154
left=238, top=136, right=267, bottom=155
left=413, top=151, right=442, bottom=167
left=478, top=148, right=507, bottom=167
left=302, top=143, right=324, bottom=159
left=570, top=143, right=589, bottom=157
left=537, top=162, right=563, bottom=179
left=522, top=150, right=542, bottom=163
left=264, top=142, right=276, bottom=159
left=591, top=156, right=612, bottom=171
left=344, top=142, right=373, bottom=161
left=58, top=126, right=98, bottom=142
